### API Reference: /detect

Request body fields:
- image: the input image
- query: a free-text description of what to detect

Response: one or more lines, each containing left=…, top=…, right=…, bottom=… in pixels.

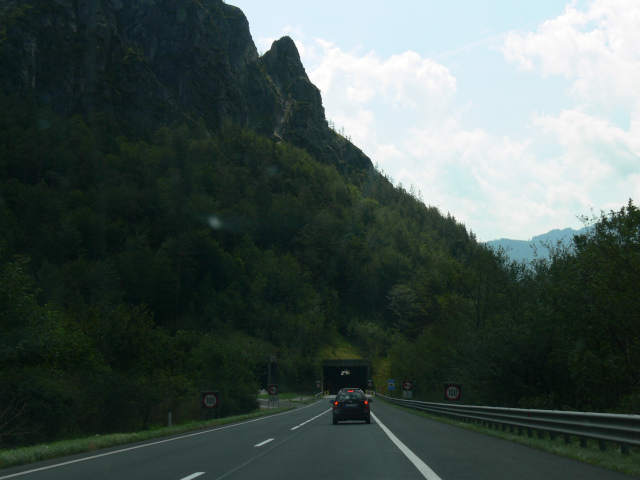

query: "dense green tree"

left=8, top=87, right=640, bottom=449
left=566, top=202, right=640, bottom=410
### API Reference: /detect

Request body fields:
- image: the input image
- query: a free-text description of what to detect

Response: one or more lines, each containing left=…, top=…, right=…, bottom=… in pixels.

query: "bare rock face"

left=262, top=36, right=373, bottom=173
left=0, top=0, right=372, bottom=172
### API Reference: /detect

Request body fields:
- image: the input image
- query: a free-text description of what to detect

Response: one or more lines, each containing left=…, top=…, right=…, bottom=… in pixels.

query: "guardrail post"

left=527, top=427, right=533, bottom=438
left=538, top=429, right=545, bottom=439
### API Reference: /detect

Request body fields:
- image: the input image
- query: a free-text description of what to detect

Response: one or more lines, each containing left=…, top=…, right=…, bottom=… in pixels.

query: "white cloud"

left=307, top=40, right=457, bottom=127
left=502, top=0, right=640, bottom=110
left=399, top=123, right=577, bottom=239
left=500, top=0, right=640, bottom=233
left=534, top=109, right=640, bottom=178
left=295, top=35, right=591, bottom=240
left=257, top=1, right=640, bottom=241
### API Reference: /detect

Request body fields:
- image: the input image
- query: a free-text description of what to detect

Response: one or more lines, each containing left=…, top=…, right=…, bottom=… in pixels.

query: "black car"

left=331, top=389, right=371, bottom=424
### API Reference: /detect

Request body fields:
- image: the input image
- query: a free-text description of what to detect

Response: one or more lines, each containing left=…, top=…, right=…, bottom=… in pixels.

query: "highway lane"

left=0, top=397, right=636, bottom=480
left=368, top=398, right=635, bottom=480
left=0, top=402, right=330, bottom=480
left=218, top=401, right=433, bottom=480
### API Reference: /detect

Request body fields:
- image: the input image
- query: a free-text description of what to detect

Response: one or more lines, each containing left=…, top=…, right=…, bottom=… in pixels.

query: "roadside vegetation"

left=257, top=392, right=310, bottom=400
left=1, top=92, right=639, bottom=455
left=385, top=201, right=640, bottom=414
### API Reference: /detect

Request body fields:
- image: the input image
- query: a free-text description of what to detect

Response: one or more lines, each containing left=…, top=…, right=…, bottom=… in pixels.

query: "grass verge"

left=0, top=406, right=295, bottom=471
left=258, top=392, right=307, bottom=400
left=258, top=392, right=320, bottom=404
left=290, top=398, right=314, bottom=404
left=379, top=398, right=640, bottom=478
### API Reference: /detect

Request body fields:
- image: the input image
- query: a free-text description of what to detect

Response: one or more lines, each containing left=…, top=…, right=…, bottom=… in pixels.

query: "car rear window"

left=338, top=392, right=364, bottom=401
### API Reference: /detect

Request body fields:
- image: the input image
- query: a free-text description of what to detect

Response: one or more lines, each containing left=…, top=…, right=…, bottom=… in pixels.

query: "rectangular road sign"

left=388, top=379, right=395, bottom=390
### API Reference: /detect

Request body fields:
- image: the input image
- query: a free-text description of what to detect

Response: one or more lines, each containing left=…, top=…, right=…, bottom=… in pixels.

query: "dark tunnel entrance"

left=322, top=359, right=371, bottom=394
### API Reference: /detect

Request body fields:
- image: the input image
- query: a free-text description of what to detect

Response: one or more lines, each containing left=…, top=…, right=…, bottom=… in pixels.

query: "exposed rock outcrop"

left=0, top=0, right=372, bottom=173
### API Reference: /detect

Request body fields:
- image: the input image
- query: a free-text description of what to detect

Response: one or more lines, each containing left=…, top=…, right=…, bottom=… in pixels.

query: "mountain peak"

left=266, top=36, right=302, bottom=65
left=262, top=36, right=321, bottom=105
left=0, top=1, right=372, bottom=173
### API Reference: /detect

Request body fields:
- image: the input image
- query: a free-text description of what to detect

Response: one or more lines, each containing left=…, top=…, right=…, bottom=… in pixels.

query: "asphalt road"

left=1, top=398, right=635, bottom=480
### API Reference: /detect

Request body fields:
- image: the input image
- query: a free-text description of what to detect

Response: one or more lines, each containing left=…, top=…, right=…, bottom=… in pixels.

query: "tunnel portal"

left=322, top=359, right=371, bottom=394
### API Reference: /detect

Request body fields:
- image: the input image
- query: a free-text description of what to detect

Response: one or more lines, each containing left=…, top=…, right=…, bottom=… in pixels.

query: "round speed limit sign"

left=202, top=391, right=218, bottom=409
left=445, top=384, right=461, bottom=401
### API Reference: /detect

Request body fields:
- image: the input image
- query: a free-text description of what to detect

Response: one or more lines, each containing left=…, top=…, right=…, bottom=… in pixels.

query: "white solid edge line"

left=370, top=412, right=443, bottom=480
left=180, top=473, right=205, bottom=480
left=254, top=438, right=274, bottom=447
left=0, top=401, right=325, bottom=480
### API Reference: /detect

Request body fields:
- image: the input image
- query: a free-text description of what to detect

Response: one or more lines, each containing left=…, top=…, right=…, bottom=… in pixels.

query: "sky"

left=230, top=0, right=640, bottom=241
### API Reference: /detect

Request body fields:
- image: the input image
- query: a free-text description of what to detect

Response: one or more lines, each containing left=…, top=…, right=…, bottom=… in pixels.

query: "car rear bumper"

left=333, top=411, right=370, bottom=422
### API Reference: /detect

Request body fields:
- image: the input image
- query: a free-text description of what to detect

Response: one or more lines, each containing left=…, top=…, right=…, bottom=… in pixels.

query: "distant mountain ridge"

left=486, top=227, right=589, bottom=262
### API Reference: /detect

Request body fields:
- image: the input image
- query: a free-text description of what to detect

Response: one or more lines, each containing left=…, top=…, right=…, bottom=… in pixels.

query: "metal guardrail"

left=376, top=393, right=640, bottom=455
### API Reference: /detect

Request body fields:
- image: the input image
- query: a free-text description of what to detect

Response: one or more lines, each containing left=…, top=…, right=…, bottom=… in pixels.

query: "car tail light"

left=333, top=401, right=338, bottom=411
left=364, top=400, right=369, bottom=410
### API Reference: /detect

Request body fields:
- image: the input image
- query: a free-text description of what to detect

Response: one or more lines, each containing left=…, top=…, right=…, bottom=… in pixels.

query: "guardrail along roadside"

left=376, top=393, right=640, bottom=455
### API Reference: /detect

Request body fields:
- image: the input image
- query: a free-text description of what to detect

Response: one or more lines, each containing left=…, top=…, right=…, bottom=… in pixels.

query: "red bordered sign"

left=403, top=380, right=413, bottom=391
left=444, top=383, right=462, bottom=401
left=268, top=384, right=279, bottom=395
left=202, top=391, right=219, bottom=409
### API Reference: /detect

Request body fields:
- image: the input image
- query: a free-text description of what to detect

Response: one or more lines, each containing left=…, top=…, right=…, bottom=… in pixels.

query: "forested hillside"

left=0, top=92, right=478, bottom=446
left=1, top=0, right=639, bottom=451
left=390, top=204, right=640, bottom=412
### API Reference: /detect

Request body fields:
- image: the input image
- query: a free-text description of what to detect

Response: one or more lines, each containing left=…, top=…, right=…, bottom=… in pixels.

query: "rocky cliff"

left=0, top=0, right=372, bottom=173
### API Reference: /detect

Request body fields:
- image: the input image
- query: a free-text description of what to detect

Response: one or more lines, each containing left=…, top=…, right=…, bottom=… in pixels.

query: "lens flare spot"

left=208, top=215, right=223, bottom=230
